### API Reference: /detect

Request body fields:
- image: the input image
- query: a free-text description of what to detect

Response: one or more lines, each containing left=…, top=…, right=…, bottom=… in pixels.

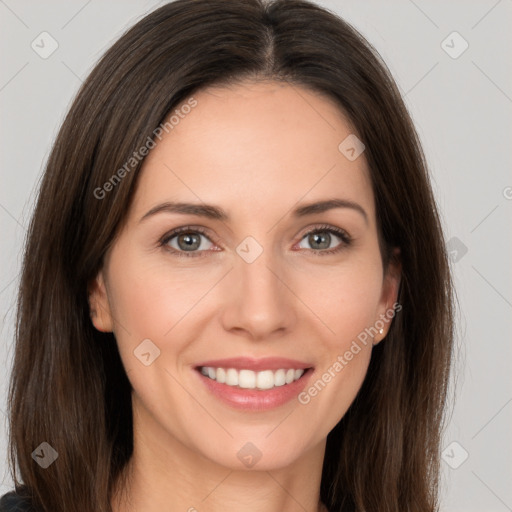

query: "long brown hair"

left=6, top=0, right=455, bottom=510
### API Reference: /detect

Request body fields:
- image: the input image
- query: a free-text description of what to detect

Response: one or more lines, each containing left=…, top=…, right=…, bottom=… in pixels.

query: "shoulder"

left=0, top=490, right=37, bottom=512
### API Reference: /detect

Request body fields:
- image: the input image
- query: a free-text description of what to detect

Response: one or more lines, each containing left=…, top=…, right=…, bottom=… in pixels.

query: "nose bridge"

left=221, top=239, right=295, bottom=338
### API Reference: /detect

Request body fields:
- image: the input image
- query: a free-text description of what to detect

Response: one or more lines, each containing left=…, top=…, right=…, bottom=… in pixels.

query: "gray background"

left=1, top=1, right=511, bottom=510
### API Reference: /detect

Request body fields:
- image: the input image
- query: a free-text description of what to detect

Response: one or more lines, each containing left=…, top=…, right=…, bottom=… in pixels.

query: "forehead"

left=131, top=80, right=375, bottom=226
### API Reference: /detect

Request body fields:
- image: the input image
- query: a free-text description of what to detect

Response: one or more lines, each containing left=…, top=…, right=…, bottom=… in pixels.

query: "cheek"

left=103, top=253, right=197, bottom=382
left=105, top=256, right=206, bottom=413
left=108, top=254, right=209, bottom=340
left=297, top=267, right=380, bottom=428
left=295, top=258, right=383, bottom=344
left=109, top=244, right=384, bottom=353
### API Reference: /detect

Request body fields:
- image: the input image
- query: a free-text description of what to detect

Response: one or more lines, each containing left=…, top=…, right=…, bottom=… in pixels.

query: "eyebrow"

left=139, top=198, right=368, bottom=225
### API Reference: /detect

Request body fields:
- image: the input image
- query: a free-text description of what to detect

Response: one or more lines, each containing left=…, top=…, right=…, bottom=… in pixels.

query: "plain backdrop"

left=1, top=1, right=511, bottom=510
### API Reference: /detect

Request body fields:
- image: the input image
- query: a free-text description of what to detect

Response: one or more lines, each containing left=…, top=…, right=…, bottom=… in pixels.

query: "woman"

left=1, top=0, right=454, bottom=511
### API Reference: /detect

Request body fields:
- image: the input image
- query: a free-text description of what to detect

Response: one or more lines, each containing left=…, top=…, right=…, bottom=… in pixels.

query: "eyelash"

left=158, top=224, right=352, bottom=258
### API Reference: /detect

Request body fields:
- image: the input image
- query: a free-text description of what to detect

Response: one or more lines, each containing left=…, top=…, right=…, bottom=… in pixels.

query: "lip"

left=193, top=357, right=314, bottom=411
left=194, top=356, right=312, bottom=372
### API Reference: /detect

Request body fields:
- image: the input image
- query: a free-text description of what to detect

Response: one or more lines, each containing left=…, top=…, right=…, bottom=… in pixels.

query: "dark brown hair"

left=6, top=0, right=455, bottom=511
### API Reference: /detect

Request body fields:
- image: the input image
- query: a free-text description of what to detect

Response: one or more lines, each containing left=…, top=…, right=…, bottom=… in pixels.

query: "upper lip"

left=194, top=357, right=313, bottom=372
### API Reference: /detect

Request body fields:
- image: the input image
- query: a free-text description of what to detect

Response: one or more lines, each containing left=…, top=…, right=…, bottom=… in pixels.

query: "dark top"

left=0, top=491, right=37, bottom=512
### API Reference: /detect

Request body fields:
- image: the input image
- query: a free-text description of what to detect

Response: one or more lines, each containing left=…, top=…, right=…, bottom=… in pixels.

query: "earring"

left=372, top=328, right=385, bottom=347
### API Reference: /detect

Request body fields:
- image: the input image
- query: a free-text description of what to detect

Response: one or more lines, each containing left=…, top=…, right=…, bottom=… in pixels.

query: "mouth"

left=193, top=357, right=314, bottom=410
left=196, top=366, right=311, bottom=390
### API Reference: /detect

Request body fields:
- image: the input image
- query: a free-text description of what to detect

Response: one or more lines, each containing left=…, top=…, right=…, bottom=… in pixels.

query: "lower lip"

left=195, top=368, right=313, bottom=411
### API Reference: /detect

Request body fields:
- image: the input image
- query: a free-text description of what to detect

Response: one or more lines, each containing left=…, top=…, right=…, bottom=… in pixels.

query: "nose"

left=220, top=247, right=297, bottom=341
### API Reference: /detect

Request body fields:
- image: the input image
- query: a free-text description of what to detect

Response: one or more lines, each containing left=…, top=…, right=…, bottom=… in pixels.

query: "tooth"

left=256, top=370, right=274, bottom=390
left=238, top=370, right=256, bottom=389
left=274, top=369, right=286, bottom=387
left=226, top=368, right=239, bottom=386
left=216, top=367, right=226, bottom=384
left=238, top=369, right=256, bottom=388
left=201, top=365, right=308, bottom=388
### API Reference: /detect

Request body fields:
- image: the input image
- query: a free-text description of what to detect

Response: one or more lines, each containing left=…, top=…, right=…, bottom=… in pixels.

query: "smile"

left=199, top=366, right=306, bottom=390
left=193, top=357, right=314, bottom=410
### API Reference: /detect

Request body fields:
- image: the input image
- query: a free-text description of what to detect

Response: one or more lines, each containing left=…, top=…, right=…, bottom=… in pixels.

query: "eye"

left=160, top=226, right=217, bottom=258
left=296, top=225, right=352, bottom=255
left=159, top=224, right=352, bottom=258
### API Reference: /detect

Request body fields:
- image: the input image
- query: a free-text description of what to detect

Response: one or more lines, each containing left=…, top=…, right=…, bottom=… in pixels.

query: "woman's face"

left=89, top=80, right=400, bottom=471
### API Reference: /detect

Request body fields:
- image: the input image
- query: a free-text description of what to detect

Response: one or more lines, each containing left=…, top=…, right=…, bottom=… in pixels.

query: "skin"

left=89, top=80, right=401, bottom=512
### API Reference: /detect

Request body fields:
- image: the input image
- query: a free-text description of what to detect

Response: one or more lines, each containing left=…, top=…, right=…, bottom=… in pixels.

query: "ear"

left=373, top=247, right=402, bottom=345
left=87, top=269, right=114, bottom=333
